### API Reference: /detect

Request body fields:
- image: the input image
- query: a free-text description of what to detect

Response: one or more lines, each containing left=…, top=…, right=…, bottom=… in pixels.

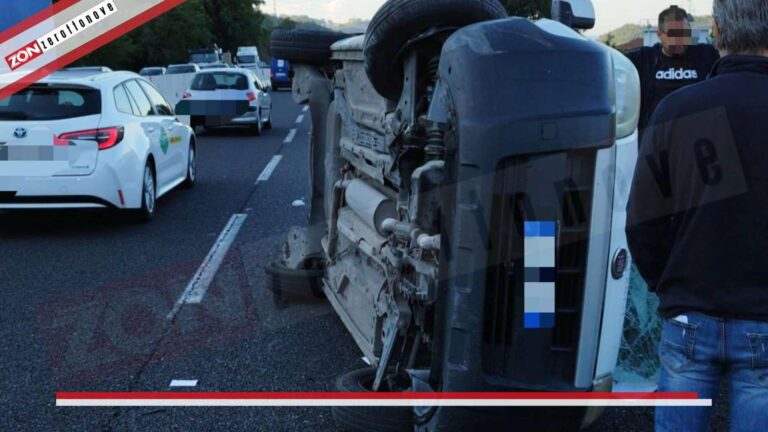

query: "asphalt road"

left=0, top=91, right=727, bottom=431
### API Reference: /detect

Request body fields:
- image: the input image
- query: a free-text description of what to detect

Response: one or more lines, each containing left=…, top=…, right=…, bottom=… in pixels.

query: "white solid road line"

left=283, top=128, right=297, bottom=144
left=256, top=155, right=283, bottom=184
left=167, top=214, right=248, bottom=319
left=295, top=114, right=304, bottom=124
left=169, top=380, right=198, bottom=387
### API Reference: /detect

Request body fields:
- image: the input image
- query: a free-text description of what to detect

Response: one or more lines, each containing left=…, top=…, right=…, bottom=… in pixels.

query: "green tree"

left=500, top=0, right=551, bottom=19
left=72, top=0, right=265, bottom=70
left=203, top=0, right=265, bottom=54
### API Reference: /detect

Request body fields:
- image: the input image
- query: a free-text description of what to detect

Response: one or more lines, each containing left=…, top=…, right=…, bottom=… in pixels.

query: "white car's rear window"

left=0, top=85, right=101, bottom=121
left=191, top=73, right=249, bottom=91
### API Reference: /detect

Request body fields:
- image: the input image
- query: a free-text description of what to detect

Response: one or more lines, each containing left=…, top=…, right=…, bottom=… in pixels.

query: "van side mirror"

left=551, top=0, right=595, bottom=30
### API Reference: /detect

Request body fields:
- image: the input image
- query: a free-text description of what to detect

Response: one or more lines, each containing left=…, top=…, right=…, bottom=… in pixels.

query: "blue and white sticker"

left=524, top=221, right=556, bottom=329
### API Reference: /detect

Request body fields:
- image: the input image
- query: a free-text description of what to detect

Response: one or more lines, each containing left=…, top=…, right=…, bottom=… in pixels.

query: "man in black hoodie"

left=626, top=6, right=719, bottom=132
left=626, top=1, right=768, bottom=431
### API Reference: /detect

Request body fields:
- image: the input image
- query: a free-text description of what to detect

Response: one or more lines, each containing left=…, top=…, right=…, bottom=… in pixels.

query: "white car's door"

left=253, top=76, right=271, bottom=121
left=123, top=79, right=173, bottom=191
left=138, top=80, right=188, bottom=186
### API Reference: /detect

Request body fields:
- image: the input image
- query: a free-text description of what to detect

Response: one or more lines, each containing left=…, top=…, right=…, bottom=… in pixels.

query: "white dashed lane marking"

left=167, top=214, right=248, bottom=319
left=169, top=380, right=198, bottom=387
left=283, top=128, right=297, bottom=144
left=295, top=114, right=304, bottom=124
left=256, top=155, right=283, bottom=184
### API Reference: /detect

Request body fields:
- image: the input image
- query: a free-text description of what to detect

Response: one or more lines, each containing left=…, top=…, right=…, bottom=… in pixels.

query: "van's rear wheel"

left=264, top=260, right=324, bottom=303
left=270, top=29, right=351, bottom=65
left=363, top=0, right=508, bottom=100
left=332, top=368, right=414, bottom=432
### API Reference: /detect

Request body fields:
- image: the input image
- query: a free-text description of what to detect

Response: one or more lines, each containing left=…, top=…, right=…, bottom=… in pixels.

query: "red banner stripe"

left=56, top=392, right=700, bottom=400
left=0, top=0, right=187, bottom=100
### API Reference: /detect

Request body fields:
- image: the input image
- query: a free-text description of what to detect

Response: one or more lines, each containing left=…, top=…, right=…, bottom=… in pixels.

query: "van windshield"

left=237, top=55, right=257, bottom=64
left=190, top=53, right=218, bottom=64
left=167, top=65, right=196, bottom=74
left=0, top=85, right=101, bottom=120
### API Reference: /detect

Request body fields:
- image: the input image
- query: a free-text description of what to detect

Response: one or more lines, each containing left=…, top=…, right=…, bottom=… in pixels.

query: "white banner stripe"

left=56, top=399, right=713, bottom=407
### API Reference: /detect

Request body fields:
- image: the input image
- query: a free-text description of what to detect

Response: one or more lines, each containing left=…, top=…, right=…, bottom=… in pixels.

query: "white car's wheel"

left=251, top=109, right=263, bottom=136
left=264, top=107, right=272, bottom=130
left=183, top=144, right=197, bottom=188
left=134, top=164, right=156, bottom=222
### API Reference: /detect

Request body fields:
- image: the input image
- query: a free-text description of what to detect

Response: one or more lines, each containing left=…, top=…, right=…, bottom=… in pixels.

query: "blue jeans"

left=655, top=312, right=768, bottom=432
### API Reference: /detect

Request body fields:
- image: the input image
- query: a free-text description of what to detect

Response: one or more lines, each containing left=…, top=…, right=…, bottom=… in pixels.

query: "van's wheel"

left=332, top=368, right=414, bottom=432
left=264, top=260, right=324, bottom=303
left=363, top=0, right=508, bottom=100
left=270, top=29, right=351, bottom=65
left=133, top=163, right=156, bottom=223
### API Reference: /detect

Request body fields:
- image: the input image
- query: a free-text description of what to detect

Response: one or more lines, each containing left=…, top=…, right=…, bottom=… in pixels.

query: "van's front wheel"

left=332, top=368, right=414, bottom=432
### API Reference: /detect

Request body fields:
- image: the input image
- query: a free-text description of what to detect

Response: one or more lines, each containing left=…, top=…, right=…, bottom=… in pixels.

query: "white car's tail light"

left=182, top=91, right=192, bottom=99
left=246, top=91, right=256, bottom=102
left=59, top=126, right=124, bottom=151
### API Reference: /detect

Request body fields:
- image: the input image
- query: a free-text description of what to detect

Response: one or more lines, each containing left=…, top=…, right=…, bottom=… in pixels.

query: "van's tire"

left=332, top=368, right=414, bottom=432
left=270, top=29, right=351, bottom=65
left=363, top=0, right=508, bottom=100
left=264, top=261, right=324, bottom=302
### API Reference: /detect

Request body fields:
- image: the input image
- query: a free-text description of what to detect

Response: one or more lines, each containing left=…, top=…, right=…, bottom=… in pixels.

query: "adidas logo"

left=656, top=68, right=699, bottom=80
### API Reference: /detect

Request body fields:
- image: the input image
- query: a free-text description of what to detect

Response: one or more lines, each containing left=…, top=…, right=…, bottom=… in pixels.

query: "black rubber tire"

left=264, top=261, right=324, bottom=302
left=363, top=0, right=508, bottom=100
left=183, top=142, right=196, bottom=189
left=251, top=109, right=262, bottom=136
left=264, top=107, right=272, bottom=130
left=271, top=29, right=351, bottom=65
left=132, top=163, right=156, bottom=223
left=332, top=369, right=414, bottom=432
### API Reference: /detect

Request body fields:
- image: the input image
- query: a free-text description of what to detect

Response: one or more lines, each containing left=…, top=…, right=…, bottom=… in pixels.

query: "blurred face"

left=659, top=19, right=692, bottom=57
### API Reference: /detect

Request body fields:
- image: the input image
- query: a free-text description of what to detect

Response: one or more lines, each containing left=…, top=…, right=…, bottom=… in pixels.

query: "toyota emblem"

left=13, top=128, right=27, bottom=139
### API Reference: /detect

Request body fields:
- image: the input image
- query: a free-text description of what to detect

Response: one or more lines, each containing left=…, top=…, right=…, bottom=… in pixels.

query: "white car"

left=0, top=70, right=196, bottom=221
left=181, top=68, right=272, bottom=134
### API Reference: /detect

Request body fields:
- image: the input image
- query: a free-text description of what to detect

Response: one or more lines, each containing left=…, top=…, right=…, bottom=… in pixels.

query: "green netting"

left=615, top=266, right=663, bottom=384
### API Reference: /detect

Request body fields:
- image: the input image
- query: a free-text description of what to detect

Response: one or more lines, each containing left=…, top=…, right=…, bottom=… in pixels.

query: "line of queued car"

left=0, top=68, right=196, bottom=221
left=0, top=59, right=275, bottom=221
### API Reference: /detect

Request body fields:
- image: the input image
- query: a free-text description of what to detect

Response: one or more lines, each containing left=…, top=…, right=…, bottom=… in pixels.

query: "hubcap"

left=188, top=147, right=196, bottom=181
left=144, top=167, right=155, bottom=213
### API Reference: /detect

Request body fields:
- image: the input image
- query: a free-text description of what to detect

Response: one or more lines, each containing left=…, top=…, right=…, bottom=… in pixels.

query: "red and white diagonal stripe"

left=0, top=0, right=187, bottom=100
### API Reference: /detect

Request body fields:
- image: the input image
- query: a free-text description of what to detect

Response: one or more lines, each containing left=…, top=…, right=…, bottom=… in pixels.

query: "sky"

left=269, top=0, right=715, bottom=36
